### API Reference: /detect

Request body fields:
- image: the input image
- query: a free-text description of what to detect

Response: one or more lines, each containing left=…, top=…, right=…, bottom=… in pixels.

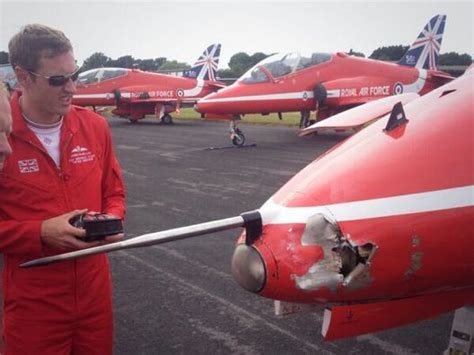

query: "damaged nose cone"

left=231, top=244, right=266, bottom=293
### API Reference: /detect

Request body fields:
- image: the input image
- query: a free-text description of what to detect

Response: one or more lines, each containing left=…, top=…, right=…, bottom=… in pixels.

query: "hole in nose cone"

left=231, top=244, right=266, bottom=293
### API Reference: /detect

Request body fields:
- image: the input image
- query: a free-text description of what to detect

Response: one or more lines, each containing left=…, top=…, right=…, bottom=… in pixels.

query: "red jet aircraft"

left=73, top=44, right=225, bottom=123
left=22, top=65, right=474, bottom=349
left=196, top=15, right=453, bottom=145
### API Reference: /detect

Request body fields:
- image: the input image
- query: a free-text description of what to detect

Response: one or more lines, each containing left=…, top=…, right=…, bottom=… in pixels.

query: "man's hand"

left=94, top=213, right=124, bottom=245
left=41, top=210, right=124, bottom=251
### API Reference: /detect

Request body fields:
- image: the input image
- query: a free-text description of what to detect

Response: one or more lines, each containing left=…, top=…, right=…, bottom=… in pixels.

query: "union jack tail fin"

left=183, top=44, right=221, bottom=81
left=397, top=15, right=447, bottom=70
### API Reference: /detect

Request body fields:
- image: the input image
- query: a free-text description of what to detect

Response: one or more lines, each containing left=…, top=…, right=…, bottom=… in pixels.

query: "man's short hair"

left=8, top=24, right=73, bottom=72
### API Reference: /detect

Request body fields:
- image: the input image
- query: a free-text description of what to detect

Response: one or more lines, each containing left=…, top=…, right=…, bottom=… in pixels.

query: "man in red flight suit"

left=0, top=24, right=126, bottom=354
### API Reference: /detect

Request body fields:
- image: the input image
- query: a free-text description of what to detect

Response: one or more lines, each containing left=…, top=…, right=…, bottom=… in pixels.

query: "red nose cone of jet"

left=195, top=93, right=217, bottom=114
left=231, top=218, right=344, bottom=303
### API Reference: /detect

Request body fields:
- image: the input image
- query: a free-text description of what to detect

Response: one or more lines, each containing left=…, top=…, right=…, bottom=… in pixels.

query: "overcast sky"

left=0, top=0, right=472, bottom=69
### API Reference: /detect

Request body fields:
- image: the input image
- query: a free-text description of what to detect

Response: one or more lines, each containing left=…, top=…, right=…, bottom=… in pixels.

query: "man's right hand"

left=41, top=209, right=95, bottom=251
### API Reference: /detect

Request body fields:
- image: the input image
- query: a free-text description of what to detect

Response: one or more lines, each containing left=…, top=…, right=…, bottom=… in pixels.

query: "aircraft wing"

left=300, top=93, right=419, bottom=136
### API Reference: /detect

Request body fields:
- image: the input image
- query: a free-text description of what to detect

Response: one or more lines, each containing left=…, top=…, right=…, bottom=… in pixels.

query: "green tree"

left=228, top=52, right=270, bottom=77
left=250, top=52, right=268, bottom=64
left=137, top=58, right=156, bottom=71
left=0, top=51, right=9, bottom=64
left=112, top=55, right=136, bottom=68
left=217, top=68, right=238, bottom=79
left=81, top=52, right=111, bottom=72
left=369, top=45, right=409, bottom=61
left=158, top=60, right=190, bottom=71
left=154, top=57, right=167, bottom=69
left=228, top=52, right=252, bottom=76
left=439, top=52, right=472, bottom=65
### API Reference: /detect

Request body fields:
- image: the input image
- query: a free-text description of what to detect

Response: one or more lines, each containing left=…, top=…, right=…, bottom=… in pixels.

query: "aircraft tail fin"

left=397, top=15, right=447, bottom=70
left=183, top=43, right=221, bottom=81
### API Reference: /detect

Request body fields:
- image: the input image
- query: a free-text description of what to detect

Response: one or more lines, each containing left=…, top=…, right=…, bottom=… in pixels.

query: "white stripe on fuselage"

left=201, top=91, right=314, bottom=103
left=183, top=80, right=205, bottom=97
left=259, top=185, right=474, bottom=225
left=402, top=69, right=427, bottom=93
left=74, top=93, right=116, bottom=99
left=73, top=80, right=206, bottom=101
left=74, top=93, right=133, bottom=100
left=200, top=71, right=427, bottom=105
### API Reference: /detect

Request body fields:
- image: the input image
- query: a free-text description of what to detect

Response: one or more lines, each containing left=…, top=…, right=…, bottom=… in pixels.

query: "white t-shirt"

left=24, top=115, right=63, bottom=167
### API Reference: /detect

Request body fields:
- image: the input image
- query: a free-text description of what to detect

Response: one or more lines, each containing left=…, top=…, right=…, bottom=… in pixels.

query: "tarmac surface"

left=108, top=116, right=452, bottom=354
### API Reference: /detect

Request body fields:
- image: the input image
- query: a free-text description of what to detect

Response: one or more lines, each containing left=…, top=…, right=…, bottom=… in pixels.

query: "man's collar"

left=11, top=91, right=79, bottom=136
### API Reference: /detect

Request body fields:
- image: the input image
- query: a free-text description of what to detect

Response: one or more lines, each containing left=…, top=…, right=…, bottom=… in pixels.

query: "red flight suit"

left=0, top=92, right=125, bottom=354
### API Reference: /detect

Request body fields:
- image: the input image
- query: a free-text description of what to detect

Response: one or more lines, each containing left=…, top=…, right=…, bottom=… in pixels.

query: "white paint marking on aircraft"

left=183, top=79, right=205, bottom=97
left=200, top=91, right=314, bottom=103
left=402, top=69, right=427, bottom=93
left=73, top=92, right=134, bottom=99
left=326, top=89, right=341, bottom=98
left=260, top=185, right=474, bottom=224
left=73, top=93, right=111, bottom=99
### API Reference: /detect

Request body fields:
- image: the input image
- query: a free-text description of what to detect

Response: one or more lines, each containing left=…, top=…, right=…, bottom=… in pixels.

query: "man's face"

left=0, top=90, right=12, bottom=170
left=24, top=50, right=77, bottom=118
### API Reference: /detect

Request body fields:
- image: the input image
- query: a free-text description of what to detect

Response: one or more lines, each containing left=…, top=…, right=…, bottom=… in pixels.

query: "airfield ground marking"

left=117, top=250, right=334, bottom=354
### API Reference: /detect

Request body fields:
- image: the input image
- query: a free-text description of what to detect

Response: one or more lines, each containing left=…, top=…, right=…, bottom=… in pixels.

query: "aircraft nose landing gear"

left=230, top=127, right=245, bottom=146
left=230, top=116, right=245, bottom=146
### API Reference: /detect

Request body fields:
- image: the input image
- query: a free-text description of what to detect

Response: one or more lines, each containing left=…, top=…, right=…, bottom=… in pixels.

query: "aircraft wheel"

left=232, top=131, right=245, bottom=146
left=161, top=114, right=173, bottom=124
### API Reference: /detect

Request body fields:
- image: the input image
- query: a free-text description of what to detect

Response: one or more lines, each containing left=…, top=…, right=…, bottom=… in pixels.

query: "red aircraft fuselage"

left=196, top=52, right=452, bottom=120
left=73, top=68, right=224, bottom=120
left=231, top=67, right=473, bottom=339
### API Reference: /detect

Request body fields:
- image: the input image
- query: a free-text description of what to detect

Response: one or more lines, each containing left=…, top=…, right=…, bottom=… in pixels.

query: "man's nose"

left=64, top=78, right=77, bottom=94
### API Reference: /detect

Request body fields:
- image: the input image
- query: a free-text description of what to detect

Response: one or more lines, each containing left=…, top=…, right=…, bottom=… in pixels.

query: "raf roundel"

left=176, top=89, right=185, bottom=98
left=394, top=83, right=404, bottom=95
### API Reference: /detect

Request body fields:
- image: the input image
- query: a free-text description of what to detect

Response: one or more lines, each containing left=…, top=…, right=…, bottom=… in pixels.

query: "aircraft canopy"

left=239, top=52, right=332, bottom=83
left=78, top=68, right=127, bottom=85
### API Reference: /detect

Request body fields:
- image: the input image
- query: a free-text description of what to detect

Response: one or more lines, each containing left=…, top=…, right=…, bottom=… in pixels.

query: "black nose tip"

left=231, top=244, right=266, bottom=293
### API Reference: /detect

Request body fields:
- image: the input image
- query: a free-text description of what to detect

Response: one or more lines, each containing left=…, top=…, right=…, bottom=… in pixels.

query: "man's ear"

left=14, top=66, right=31, bottom=88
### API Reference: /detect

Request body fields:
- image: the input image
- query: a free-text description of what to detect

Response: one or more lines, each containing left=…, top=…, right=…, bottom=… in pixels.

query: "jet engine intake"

left=231, top=244, right=266, bottom=293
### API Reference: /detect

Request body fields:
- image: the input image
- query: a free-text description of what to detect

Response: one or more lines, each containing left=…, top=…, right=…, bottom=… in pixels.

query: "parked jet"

left=22, top=65, right=474, bottom=347
left=196, top=15, right=453, bottom=145
left=0, top=64, right=19, bottom=92
left=73, top=44, right=225, bottom=123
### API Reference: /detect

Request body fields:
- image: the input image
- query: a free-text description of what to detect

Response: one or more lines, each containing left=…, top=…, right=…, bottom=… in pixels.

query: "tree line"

left=0, top=46, right=471, bottom=79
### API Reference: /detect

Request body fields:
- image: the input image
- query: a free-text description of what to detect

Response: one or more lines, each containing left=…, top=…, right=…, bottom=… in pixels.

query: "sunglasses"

left=27, top=67, right=80, bottom=87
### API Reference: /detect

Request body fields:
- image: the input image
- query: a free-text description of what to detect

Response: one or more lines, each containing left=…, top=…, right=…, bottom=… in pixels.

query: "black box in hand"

left=70, top=213, right=123, bottom=242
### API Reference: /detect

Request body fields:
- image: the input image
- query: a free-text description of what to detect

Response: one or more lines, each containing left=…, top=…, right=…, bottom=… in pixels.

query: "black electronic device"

left=70, top=213, right=123, bottom=242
